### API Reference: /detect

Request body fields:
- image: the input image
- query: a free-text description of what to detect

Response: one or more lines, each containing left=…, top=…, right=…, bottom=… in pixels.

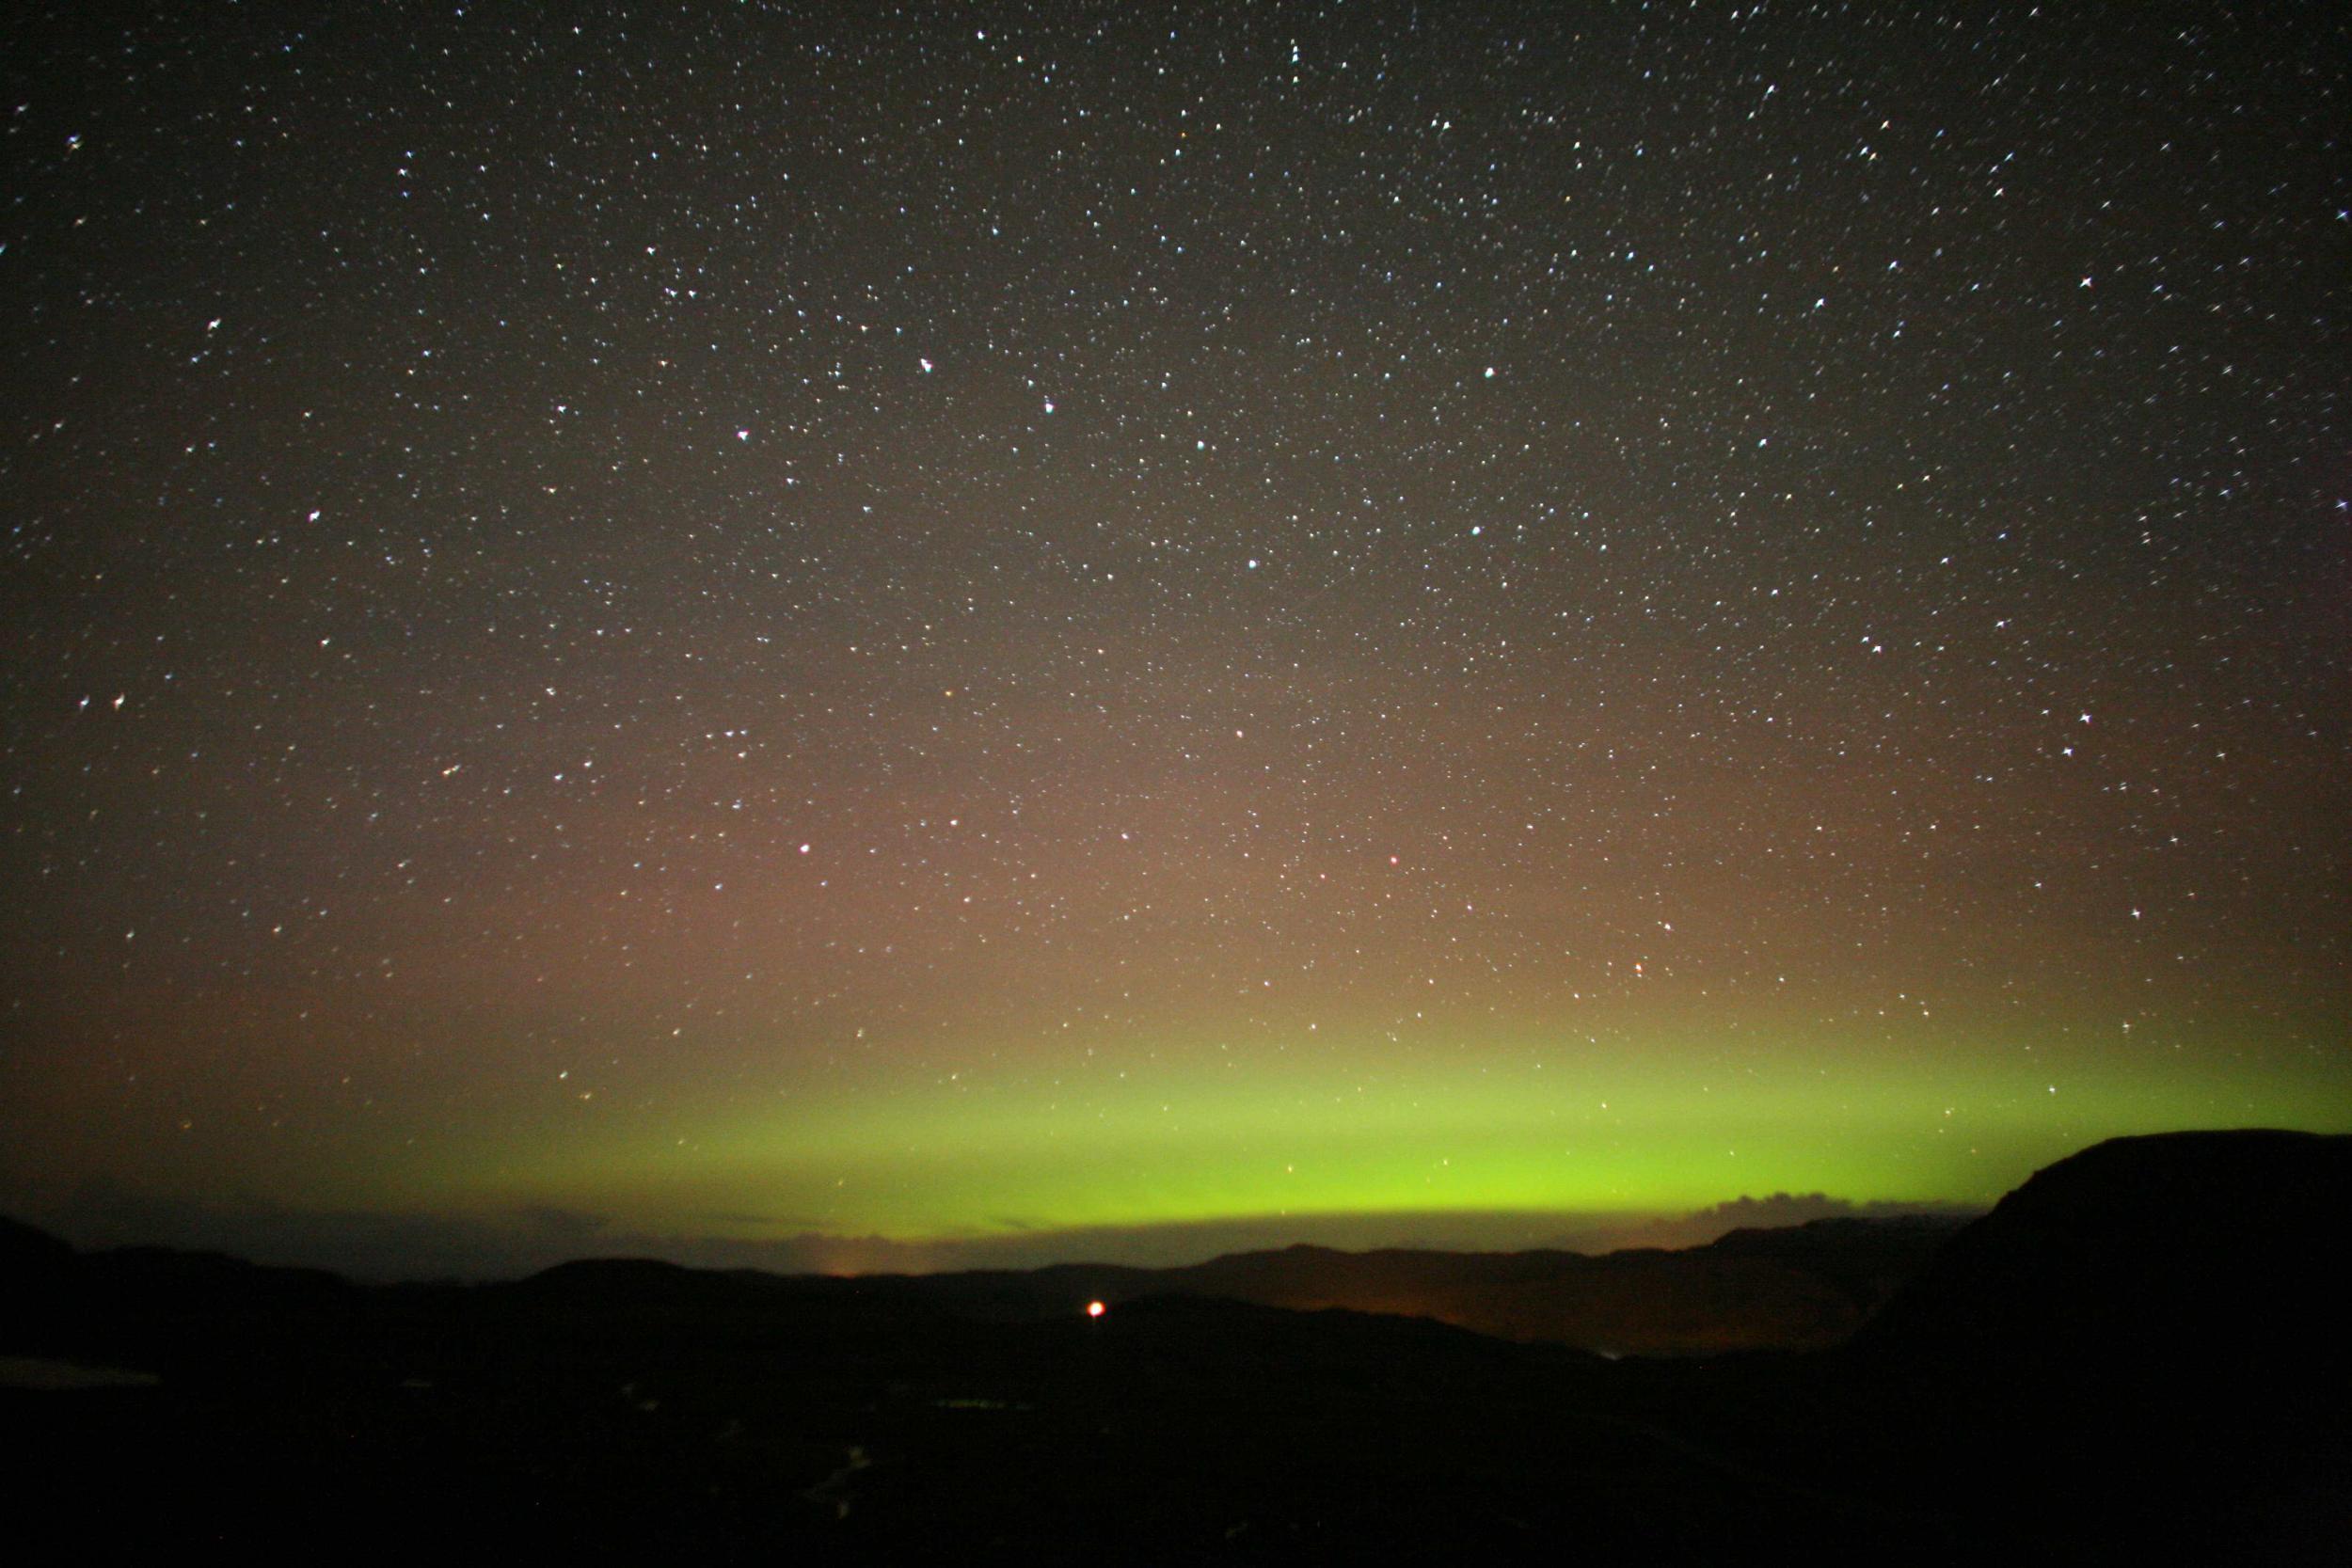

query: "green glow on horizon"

left=420, top=1022, right=2352, bottom=1243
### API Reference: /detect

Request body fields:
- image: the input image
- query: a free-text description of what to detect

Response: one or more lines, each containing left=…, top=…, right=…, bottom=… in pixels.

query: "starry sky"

left=3, top=1, right=2346, bottom=1276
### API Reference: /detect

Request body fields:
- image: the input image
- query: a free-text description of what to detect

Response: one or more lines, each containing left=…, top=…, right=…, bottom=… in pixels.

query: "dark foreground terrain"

left=4, top=1131, right=2346, bottom=1563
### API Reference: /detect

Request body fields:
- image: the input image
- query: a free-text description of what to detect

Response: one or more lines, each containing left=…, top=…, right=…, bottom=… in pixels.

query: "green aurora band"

left=415, top=1022, right=2348, bottom=1246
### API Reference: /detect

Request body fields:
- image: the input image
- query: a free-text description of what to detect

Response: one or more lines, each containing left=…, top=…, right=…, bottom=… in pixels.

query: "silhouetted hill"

left=1161, top=1236, right=1912, bottom=1353
left=0, top=1214, right=77, bottom=1349
left=1851, top=1129, right=2351, bottom=1408
left=1732, top=1130, right=2352, bottom=1559
left=76, top=1243, right=353, bottom=1307
left=1, top=1208, right=1967, bottom=1358
left=2, top=1133, right=2344, bottom=1562
left=493, top=1233, right=1939, bottom=1354
left=0, top=1213, right=74, bottom=1274
left=1705, top=1212, right=1972, bottom=1317
left=508, top=1255, right=791, bottom=1309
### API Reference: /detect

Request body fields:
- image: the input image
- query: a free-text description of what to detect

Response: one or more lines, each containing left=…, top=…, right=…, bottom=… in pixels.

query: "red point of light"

left=1086, top=1300, right=1105, bottom=1318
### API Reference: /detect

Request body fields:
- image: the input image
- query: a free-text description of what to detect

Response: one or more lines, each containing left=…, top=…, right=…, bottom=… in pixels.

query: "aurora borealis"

left=3, top=2, right=2346, bottom=1276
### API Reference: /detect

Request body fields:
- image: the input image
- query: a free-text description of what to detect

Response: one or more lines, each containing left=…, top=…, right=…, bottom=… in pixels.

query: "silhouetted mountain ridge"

left=1853, top=1129, right=2352, bottom=1386
left=0, top=1200, right=2009, bottom=1357
left=2, top=1131, right=2342, bottom=1562
left=484, top=1219, right=1962, bottom=1353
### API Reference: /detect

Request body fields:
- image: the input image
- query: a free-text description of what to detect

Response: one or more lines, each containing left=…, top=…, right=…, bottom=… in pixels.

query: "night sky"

left=4, top=2, right=2346, bottom=1276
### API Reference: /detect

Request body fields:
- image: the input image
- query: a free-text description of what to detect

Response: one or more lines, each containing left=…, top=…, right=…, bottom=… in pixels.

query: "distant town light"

left=1086, top=1300, right=1105, bottom=1318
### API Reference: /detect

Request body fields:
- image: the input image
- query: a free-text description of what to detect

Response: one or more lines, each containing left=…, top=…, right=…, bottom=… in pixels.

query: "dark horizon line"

left=7, top=1188, right=1992, bottom=1285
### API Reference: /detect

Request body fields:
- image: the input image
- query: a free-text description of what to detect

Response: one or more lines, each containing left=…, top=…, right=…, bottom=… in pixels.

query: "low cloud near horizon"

left=20, top=1178, right=1984, bottom=1282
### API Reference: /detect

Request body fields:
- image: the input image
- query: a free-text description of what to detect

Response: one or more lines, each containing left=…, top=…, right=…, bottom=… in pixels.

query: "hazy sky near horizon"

left=4, top=1, right=2345, bottom=1268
